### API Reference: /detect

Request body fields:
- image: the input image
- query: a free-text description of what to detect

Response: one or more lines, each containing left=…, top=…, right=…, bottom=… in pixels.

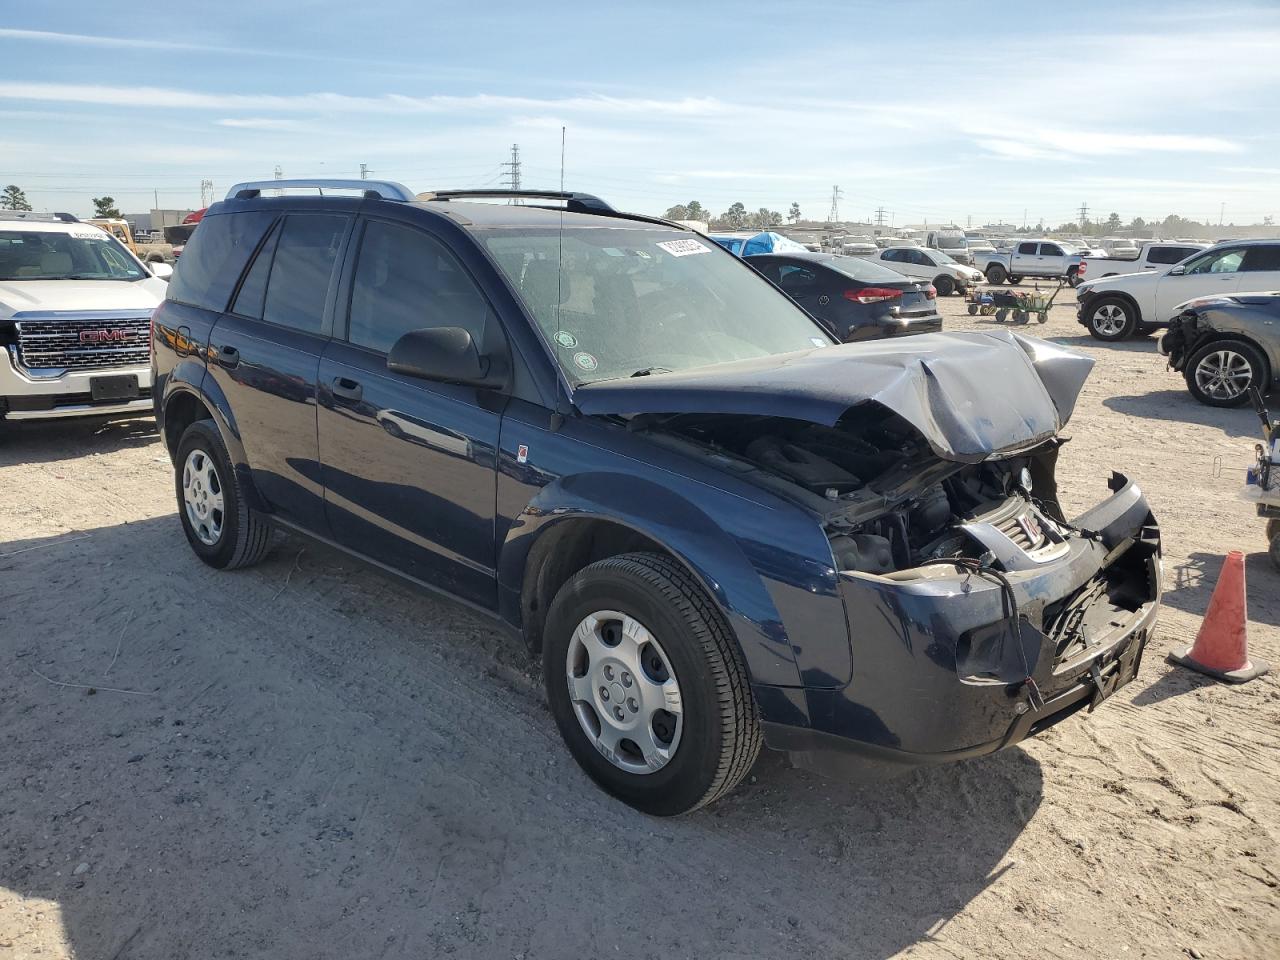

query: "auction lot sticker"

left=656, top=239, right=711, bottom=257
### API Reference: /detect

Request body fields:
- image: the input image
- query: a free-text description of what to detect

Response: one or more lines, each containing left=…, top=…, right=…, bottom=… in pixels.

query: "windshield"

left=0, top=229, right=146, bottom=281
left=935, top=237, right=966, bottom=250
left=930, top=249, right=956, bottom=264
left=482, top=226, right=834, bottom=384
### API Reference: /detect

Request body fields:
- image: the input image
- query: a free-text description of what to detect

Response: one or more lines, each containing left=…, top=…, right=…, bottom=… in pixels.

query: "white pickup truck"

left=1081, top=241, right=1208, bottom=279
left=1, top=212, right=171, bottom=426
left=976, top=240, right=1087, bottom=286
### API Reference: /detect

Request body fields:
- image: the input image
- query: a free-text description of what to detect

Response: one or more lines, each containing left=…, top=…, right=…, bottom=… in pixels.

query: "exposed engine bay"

left=642, top=406, right=1068, bottom=575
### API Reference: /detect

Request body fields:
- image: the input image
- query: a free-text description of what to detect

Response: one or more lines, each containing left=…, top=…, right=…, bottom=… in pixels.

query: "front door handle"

left=332, top=377, right=363, bottom=402
left=217, top=345, right=240, bottom=368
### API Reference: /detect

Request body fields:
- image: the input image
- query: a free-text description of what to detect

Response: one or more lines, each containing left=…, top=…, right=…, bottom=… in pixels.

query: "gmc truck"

left=1, top=212, right=172, bottom=426
left=1081, top=241, right=1208, bottom=279
left=977, top=240, right=1086, bottom=286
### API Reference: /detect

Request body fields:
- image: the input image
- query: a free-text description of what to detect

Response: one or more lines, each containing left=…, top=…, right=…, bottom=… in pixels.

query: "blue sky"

left=2, top=0, right=1278, bottom=226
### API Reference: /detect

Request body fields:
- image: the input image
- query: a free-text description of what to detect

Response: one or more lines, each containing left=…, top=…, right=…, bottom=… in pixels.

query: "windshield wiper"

left=629, top=366, right=672, bottom=378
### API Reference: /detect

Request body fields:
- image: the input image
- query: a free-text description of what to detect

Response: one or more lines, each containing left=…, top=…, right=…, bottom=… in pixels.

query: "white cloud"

left=216, top=117, right=306, bottom=131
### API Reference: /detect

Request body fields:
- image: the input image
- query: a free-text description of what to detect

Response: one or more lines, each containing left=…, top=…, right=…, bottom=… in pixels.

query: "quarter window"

left=261, top=214, right=349, bottom=334
left=347, top=220, right=492, bottom=354
left=231, top=221, right=280, bottom=319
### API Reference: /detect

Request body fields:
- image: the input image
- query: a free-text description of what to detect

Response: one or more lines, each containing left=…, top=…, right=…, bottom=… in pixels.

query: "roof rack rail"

left=422, top=189, right=616, bottom=215
left=225, top=179, right=415, bottom=202
left=0, top=210, right=80, bottom=223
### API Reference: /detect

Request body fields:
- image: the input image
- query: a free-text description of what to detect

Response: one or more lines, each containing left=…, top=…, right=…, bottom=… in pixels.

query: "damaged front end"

left=577, top=330, right=1162, bottom=774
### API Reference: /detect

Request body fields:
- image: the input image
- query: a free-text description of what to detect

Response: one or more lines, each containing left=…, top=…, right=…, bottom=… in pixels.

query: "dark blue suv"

left=152, top=181, right=1162, bottom=815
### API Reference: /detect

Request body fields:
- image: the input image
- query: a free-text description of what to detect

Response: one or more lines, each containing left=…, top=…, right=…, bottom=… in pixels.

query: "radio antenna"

left=560, top=126, right=566, bottom=192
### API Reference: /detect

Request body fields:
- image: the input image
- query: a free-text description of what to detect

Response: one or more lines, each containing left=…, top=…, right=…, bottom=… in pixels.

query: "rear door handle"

left=332, top=377, right=363, bottom=402
left=217, top=345, right=240, bottom=368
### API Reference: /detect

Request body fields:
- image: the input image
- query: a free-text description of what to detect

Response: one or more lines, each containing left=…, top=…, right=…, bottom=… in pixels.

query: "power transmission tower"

left=827, top=185, right=842, bottom=224
left=1078, top=201, right=1089, bottom=231
left=501, top=144, right=522, bottom=203
left=359, top=163, right=372, bottom=181
left=200, top=179, right=214, bottom=207
left=874, top=206, right=887, bottom=229
left=274, top=165, right=283, bottom=180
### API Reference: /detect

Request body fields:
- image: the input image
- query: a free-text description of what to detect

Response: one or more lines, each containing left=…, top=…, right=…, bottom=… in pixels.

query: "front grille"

left=995, top=510, right=1045, bottom=551
left=14, top=316, right=151, bottom=372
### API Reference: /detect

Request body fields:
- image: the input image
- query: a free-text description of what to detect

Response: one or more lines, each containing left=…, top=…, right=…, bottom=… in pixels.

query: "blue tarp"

left=709, top=232, right=808, bottom=257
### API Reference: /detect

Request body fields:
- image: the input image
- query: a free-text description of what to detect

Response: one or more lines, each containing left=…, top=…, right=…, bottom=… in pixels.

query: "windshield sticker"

left=810, top=338, right=829, bottom=348
left=656, top=238, right=710, bottom=258
left=71, top=231, right=107, bottom=240
left=572, top=352, right=598, bottom=372
left=553, top=330, right=578, bottom=349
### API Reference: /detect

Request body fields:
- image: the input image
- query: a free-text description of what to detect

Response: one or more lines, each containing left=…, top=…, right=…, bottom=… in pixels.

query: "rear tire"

left=1067, top=268, right=1082, bottom=288
left=174, top=419, right=273, bottom=569
left=985, top=264, right=1007, bottom=284
left=1184, top=340, right=1268, bottom=408
left=934, top=274, right=955, bottom=297
left=1008, top=275, right=1023, bottom=285
left=1087, top=296, right=1137, bottom=341
left=542, top=552, right=761, bottom=816
left=1268, top=520, right=1280, bottom=572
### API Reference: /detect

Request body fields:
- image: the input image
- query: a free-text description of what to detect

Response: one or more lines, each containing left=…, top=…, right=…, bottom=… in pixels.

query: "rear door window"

left=1241, top=245, right=1280, bottom=272
left=261, top=214, right=349, bottom=334
left=1147, top=245, right=1194, bottom=265
left=1186, top=248, right=1245, bottom=274
left=230, top=221, right=280, bottom=319
left=1017, top=242, right=1038, bottom=255
left=1039, top=244, right=1063, bottom=257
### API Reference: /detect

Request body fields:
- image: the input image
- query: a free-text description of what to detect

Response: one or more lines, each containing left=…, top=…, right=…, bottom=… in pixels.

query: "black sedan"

left=747, top=251, right=942, bottom=342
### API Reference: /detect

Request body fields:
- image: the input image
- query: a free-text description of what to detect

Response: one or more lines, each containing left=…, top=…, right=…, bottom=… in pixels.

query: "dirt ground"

left=1, top=286, right=1277, bottom=960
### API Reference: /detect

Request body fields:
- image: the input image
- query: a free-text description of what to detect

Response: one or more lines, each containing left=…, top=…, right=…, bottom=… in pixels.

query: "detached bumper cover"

left=767, top=474, right=1161, bottom=777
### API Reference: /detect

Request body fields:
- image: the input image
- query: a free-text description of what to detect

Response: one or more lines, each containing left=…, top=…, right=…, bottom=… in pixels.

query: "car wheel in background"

left=1268, top=519, right=1280, bottom=572
left=542, top=552, right=761, bottom=816
left=934, top=275, right=955, bottom=297
left=1184, top=340, right=1268, bottom=408
left=985, top=264, right=1007, bottom=284
left=174, top=419, right=273, bottom=569
left=1067, top=268, right=1082, bottom=287
left=1086, top=296, right=1137, bottom=341
left=1008, top=275, right=1023, bottom=285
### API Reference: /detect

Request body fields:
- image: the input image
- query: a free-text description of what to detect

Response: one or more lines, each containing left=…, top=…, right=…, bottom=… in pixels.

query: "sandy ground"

left=1, top=286, right=1277, bottom=960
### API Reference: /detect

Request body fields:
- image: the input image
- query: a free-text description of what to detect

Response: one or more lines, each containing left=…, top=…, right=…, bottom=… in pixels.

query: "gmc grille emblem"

left=79, top=329, right=129, bottom=344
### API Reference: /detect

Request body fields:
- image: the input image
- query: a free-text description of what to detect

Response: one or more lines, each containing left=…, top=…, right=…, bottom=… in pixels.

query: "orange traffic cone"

left=1168, top=551, right=1270, bottom=683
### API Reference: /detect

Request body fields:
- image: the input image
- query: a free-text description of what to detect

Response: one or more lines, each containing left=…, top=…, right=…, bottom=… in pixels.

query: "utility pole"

left=1078, top=201, right=1089, bottom=232
left=1219, top=202, right=1225, bottom=226
left=501, top=144, right=522, bottom=203
left=966, top=214, right=972, bottom=228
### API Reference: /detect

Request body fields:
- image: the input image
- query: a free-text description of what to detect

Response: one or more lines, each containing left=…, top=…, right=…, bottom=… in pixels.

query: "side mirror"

left=150, top=261, right=174, bottom=280
left=387, top=327, right=506, bottom=389
left=1167, top=264, right=1186, bottom=276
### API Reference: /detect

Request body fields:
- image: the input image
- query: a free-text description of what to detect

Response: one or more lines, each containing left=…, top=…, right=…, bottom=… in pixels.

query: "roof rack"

left=422, top=189, right=616, bottom=215
left=0, top=210, right=80, bottom=223
left=225, top=179, right=415, bottom=202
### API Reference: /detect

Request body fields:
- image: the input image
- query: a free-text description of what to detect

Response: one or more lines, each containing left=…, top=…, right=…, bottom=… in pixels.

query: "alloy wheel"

left=1091, top=303, right=1128, bottom=337
left=1194, top=349, right=1253, bottom=401
left=182, top=449, right=225, bottom=545
left=565, top=609, right=683, bottom=774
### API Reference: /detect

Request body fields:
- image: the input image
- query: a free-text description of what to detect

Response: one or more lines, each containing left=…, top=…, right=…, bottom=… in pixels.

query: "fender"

left=499, top=471, right=813, bottom=692
left=162, top=364, right=266, bottom=512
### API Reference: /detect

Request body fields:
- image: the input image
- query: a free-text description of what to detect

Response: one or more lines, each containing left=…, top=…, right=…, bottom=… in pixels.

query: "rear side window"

left=261, top=214, right=349, bottom=335
left=230, top=221, right=280, bottom=319
left=1147, top=245, right=1193, bottom=265
left=347, top=219, right=492, bottom=354
left=1039, top=244, right=1062, bottom=256
left=1241, top=245, right=1280, bottom=272
left=166, top=211, right=275, bottom=312
left=1017, top=242, right=1037, bottom=255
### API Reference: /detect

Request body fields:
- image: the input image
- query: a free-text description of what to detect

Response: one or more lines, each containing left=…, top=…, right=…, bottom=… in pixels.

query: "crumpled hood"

left=0, top=278, right=167, bottom=320
left=574, top=330, right=1095, bottom=462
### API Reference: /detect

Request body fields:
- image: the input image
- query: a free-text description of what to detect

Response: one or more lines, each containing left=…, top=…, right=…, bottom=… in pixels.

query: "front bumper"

left=768, top=474, right=1161, bottom=778
left=0, top=349, right=152, bottom=422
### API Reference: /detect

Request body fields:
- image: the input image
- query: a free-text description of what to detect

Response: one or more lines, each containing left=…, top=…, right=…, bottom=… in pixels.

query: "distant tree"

left=721, top=202, right=747, bottom=229
left=788, top=202, right=801, bottom=224
left=1265, top=215, right=1275, bottom=227
left=752, top=207, right=783, bottom=228
left=1129, top=216, right=1147, bottom=232
left=663, top=203, right=690, bottom=220
left=1, top=184, right=31, bottom=211
left=1105, top=212, right=1122, bottom=231
left=684, top=200, right=708, bottom=222
left=92, top=196, right=122, bottom=218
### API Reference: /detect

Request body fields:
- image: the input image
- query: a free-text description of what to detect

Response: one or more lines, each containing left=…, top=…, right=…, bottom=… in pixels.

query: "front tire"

left=543, top=552, right=761, bottom=816
left=174, top=419, right=273, bottom=569
left=985, top=264, right=1007, bottom=284
left=934, top=274, right=955, bottom=297
left=1087, top=296, right=1137, bottom=341
left=1184, top=340, right=1268, bottom=408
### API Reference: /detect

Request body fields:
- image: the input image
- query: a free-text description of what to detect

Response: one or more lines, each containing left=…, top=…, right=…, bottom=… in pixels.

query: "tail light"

left=924, top=285, right=937, bottom=300
left=844, top=287, right=903, bottom=304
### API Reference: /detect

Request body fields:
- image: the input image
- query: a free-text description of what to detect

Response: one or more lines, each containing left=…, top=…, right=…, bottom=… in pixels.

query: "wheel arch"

left=497, top=473, right=813, bottom=701
left=1089, top=290, right=1143, bottom=324
left=161, top=370, right=264, bottom=512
